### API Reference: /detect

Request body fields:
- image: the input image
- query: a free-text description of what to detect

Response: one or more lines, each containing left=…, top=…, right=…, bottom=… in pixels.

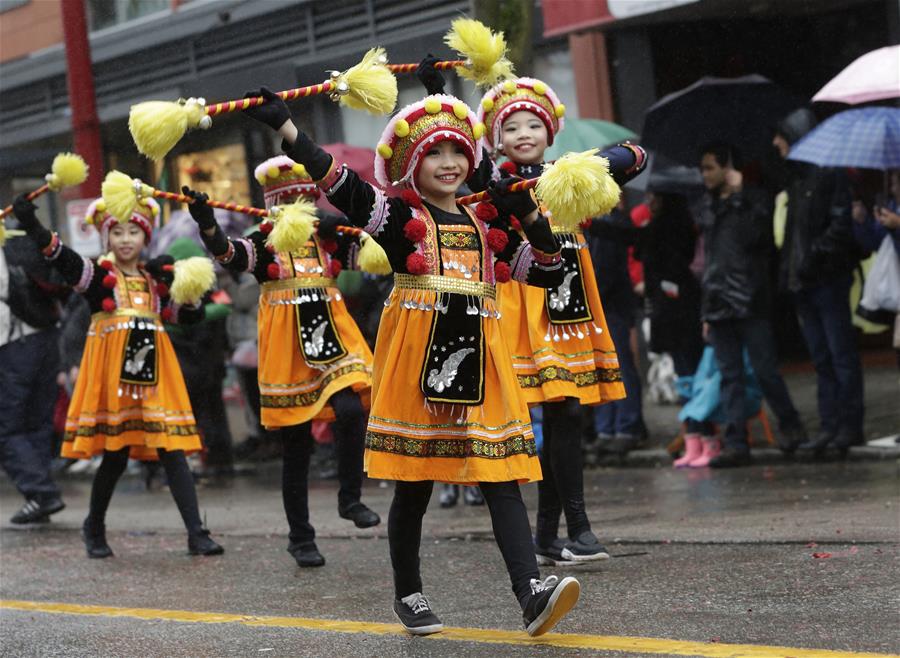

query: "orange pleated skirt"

left=364, top=288, right=542, bottom=485
left=62, top=314, right=201, bottom=461
left=257, top=284, right=373, bottom=429
left=499, top=232, right=625, bottom=406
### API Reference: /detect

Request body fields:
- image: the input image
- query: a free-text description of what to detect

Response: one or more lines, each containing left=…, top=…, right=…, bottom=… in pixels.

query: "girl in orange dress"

left=242, top=87, right=580, bottom=637
left=464, top=75, right=647, bottom=566
left=183, top=157, right=379, bottom=569
left=12, top=194, right=223, bottom=559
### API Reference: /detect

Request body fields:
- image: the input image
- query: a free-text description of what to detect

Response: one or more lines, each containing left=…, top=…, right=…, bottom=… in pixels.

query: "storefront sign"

left=66, top=199, right=101, bottom=258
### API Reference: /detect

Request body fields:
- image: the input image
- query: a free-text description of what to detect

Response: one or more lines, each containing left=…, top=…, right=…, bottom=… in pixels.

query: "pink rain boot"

left=688, top=437, right=721, bottom=467
left=673, top=433, right=703, bottom=468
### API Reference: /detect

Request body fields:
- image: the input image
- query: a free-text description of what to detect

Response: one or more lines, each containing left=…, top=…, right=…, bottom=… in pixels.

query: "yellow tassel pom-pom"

left=357, top=234, right=392, bottom=275
left=128, top=99, right=208, bottom=161
left=453, top=102, right=469, bottom=120
left=267, top=166, right=280, bottom=179
left=47, top=153, right=88, bottom=191
left=481, top=97, right=494, bottom=112
left=292, top=163, right=307, bottom=176
left=394, top=119, right=410, bottom=138
left=555, top=104, right=566, bottom=118
left=338, top=47, right=398, bottom=116
left=424, top=98, right=442, bottom=114
left=445, top=18, right=514, bottom=88
left=171, top=256, right=216, bottom=306
left=266, top=198, right=317, bottom=254
left=256, top=173, right=267, bottom=185
left=377, top=143, right=393, bottom=159
left=473, top=123, right=485, bottom=140
left=102, top=171, right=145, bottom=223
left=95, top=200, right=107, bottom=212
left=502, top=80, right=516, bottom=94
left=533, top=81, right=547, bottom=95
left=536, top=149, right=621, bottom=231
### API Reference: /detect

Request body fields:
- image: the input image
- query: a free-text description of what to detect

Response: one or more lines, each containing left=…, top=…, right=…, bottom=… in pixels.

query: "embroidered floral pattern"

left=365, top=431, right=536, bottom=459
left=517, top=365, right=621, bottom=388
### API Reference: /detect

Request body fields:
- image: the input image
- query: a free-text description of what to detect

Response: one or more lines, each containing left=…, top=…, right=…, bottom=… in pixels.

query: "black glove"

left=145, top=254, right=175, bottom=287
left=182, top=186, right=217, bottom=230
left=416, top=53, right=446, bottom=96
left=12, top=194, right=39, bottom=230
left=487, top=175, right=538, bottom=221
left=316, top=214, right=346, bottom=241
left=242, top=87, right=291, bottom=132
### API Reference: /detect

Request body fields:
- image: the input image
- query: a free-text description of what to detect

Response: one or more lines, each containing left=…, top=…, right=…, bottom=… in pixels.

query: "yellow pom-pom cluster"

left=292, top=163, right=307, bottom=176
left=377, top=143, right=393, bottom=159
left=394, top=119, right=410, bottom=138
left=533, top=81, right=547, bottom=95
left=473, top=123, right=485, bottom=139
left=424, top=98, right=442, bottom=114
left=481, top=98, right=495, bottom=112
left=502, top=80, right=516, bottom=93
left=536, top=149, right=621, bottom=231
left=452, top=102, right=468, bottom=120
left=357, top=234, right=392, bottom=275
left=555, top=104, right=566, bottom=118
left=171, top=257, right=216, bottom=306
left=267, top=166, right=280, bottom=179
left=48, top=153, right=89, bottom=191
left=266, top=198, right=317, bottom=254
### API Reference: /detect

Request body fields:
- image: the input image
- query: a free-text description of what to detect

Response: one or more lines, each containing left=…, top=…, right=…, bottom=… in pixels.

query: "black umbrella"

left=641, top=75, right=804, bottom=167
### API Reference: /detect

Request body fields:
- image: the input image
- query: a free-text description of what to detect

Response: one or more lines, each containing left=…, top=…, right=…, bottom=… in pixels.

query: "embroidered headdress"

left=254, top=155, right=320, bottom=210
left=84, top=196, right=160, bottom=245
left=477, top=77, right=566, bottom=149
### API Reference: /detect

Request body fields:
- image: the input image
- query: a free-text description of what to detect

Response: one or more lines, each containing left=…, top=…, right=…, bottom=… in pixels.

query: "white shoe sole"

left=536, top=553, right=577, bottom=567
left=561, top=547, right=611, bottom=562
left=394, top=610, right=444, bottom=636
left=526, top=577, right=581, bottom=637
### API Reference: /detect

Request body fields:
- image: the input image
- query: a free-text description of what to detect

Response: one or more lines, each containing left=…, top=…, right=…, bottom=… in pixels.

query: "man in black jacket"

left=0, top=221, right=66, bottom=523
left=773, top=109, right=865, bottom=455
left=697, top=143, right=807, bottom=467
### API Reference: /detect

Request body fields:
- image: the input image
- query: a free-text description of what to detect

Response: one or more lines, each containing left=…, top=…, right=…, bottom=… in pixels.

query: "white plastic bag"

left=859, top=236, right=900, bottom=313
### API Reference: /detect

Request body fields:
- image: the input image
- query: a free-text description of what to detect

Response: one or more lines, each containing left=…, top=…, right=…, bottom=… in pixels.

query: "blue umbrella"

left=788, top=107, right=900, bottom=170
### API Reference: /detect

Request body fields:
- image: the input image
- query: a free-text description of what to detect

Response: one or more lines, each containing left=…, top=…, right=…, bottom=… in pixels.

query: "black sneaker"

left=523, top=575, right=581, bottom=637
left=393, top=592, right=443, bottom=635
left=777, top=424, right=807, bottom=454
left=82, top=518, right=113, bottom=559
left=10, top=497, right=65, bottom=524
left=188, top=528, right=224, bottom=556
left=561, top=531, right=610, bottom=562
left=339, top=502, right=381, bottom=528
left=535, top=538, right=576, bottom=567
left=439, top=484, right=459, bottom=508
left=287, top=541, right=325, bottom=567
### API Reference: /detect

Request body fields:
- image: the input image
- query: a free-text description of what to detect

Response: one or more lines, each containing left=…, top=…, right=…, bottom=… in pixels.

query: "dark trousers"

left=794, top=275, right=864, bottom=437
left=708, top=317, right=801, bottom=452
left=280, top=388, right=368, bottom=547
left=0, top=329, right=62, bottom=503
left=389, top=479, right=539, bottom=608
left=187, top=382, right=233, bottom=467
left=537, top=397, right=591, bottom=544
left=594, top=310, right=642, bottom=436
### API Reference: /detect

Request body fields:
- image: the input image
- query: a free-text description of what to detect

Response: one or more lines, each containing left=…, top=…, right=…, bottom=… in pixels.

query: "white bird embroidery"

left=124, top=344, right=154, bottom=375
left=427, top=347, right=475, bottom=393
left=549, top=271, right=578, bottom=311
left=304, top=321, right=328, bottom=358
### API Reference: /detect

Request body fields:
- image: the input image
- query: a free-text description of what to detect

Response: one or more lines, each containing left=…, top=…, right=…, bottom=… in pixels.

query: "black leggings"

left=280, top=388, right=368, bottom=547
left=536, top=397, right=591, bottom=544
left=87, top=447, right=203, bottom=535
left=389, top=480, right=539, bottom=609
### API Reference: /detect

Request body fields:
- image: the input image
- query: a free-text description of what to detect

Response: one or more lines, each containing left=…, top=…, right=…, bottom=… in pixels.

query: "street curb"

left=592, top=446, right=900, bottom=468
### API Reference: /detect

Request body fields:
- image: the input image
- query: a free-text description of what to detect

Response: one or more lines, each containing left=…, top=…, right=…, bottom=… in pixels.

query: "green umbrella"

left=543, top=118, right=637, bottom=161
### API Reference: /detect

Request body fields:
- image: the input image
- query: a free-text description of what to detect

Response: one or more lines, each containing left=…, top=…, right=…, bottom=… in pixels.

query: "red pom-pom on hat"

left=486, top=228, right=508, bottom=253
left=579, top=219, right=592, bottom=230
left=475, top=202, right=498, bottom=222
left=403, top=218, right=427, bottom=243
left=156, top=283, right=169, bottom=298
left=99, top=259, right=114, bottom=271
left=499, top=161, right=518, bottom=175
left=101, top=297, right=117, bottom=313
left=319, top=238, right=338, bottom=254
left=102, top=274, right=117, bottom=289
left=259, top=221, right=274, bottom=235
left=400, top=189, right=423, bottom=209
left=266, top=243, right=276, bottom=254
left=405, top=252, right=428, bottom=275
left=161, top=307, right=174, bottom=322
left=510, top=216, right=522, bottom=231
left=329, top=260, right=343, bottom=277
left=494, top=261, right=511, bottom=283
left=267, top=263, right=282, bottom=280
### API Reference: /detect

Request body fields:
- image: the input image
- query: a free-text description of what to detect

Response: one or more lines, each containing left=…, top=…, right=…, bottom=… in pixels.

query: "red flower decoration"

left=99, top=259, right=114, bottom=271
left=267, top=263, right=282, bottom=280
left=499, top=161, right=518, bottom=175
left=405, top=252, right=428, bottom=275
left=156, top=283, right=169, bottom=298
left=319, top=238, right=338, bottom=254
left=494, top=261, right=511, bottom=282
left=475, top=202, right=498, bottom=222
left=400, top=189, right=423, bottom=209
left=102, top=274, right=117, bottom=289
left=486, top=228, right=508, bottom=253
left=329, top=260, right=343, bottom=277
left=259, top=221, right=274, bottom=235
left=403, top=218, right=427, bottom=243
left=510, top=216, right=522, bottom=231
left=161, top=307, right=174, bottom=322
left=101, top=297, right=117, bottom=313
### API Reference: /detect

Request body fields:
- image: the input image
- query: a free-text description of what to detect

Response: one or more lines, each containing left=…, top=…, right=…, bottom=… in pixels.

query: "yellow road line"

left=1, top=599, right=896, bottom=658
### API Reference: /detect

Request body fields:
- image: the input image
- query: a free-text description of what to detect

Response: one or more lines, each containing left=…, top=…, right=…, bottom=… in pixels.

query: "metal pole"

left=60, top=0, right=104, bottom=198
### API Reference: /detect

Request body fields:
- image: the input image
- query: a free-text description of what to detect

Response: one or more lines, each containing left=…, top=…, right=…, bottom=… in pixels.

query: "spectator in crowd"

left=697, top=142, right=807, bottom=467
left=0, top=223, right=66, bottom=523
left=773, top=109, right=865, bottom=456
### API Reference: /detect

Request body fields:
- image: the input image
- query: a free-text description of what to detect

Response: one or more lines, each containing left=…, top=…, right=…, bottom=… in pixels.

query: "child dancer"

left=469, top=76, right=647, bottom=565
left=242, top=87, right=579, bottom=637
left=12, top=195, right=223, bottom=558
left=184, top=159, right=379, bottom=568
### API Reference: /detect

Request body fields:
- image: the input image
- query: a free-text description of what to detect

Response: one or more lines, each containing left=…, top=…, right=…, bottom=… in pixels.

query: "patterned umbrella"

left=787, top=107, right=900, bottom=170
left=813, top=46, right=900, bottom=105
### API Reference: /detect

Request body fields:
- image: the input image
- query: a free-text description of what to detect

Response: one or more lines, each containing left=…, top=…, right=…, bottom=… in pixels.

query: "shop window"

left=175, top=143, right=251, bottom=209
left=88, top=0, right=171, bottom=31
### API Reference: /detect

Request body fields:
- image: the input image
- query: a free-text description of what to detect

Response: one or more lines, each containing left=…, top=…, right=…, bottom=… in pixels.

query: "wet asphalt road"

left=1, top=459, right=898, bottom=657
